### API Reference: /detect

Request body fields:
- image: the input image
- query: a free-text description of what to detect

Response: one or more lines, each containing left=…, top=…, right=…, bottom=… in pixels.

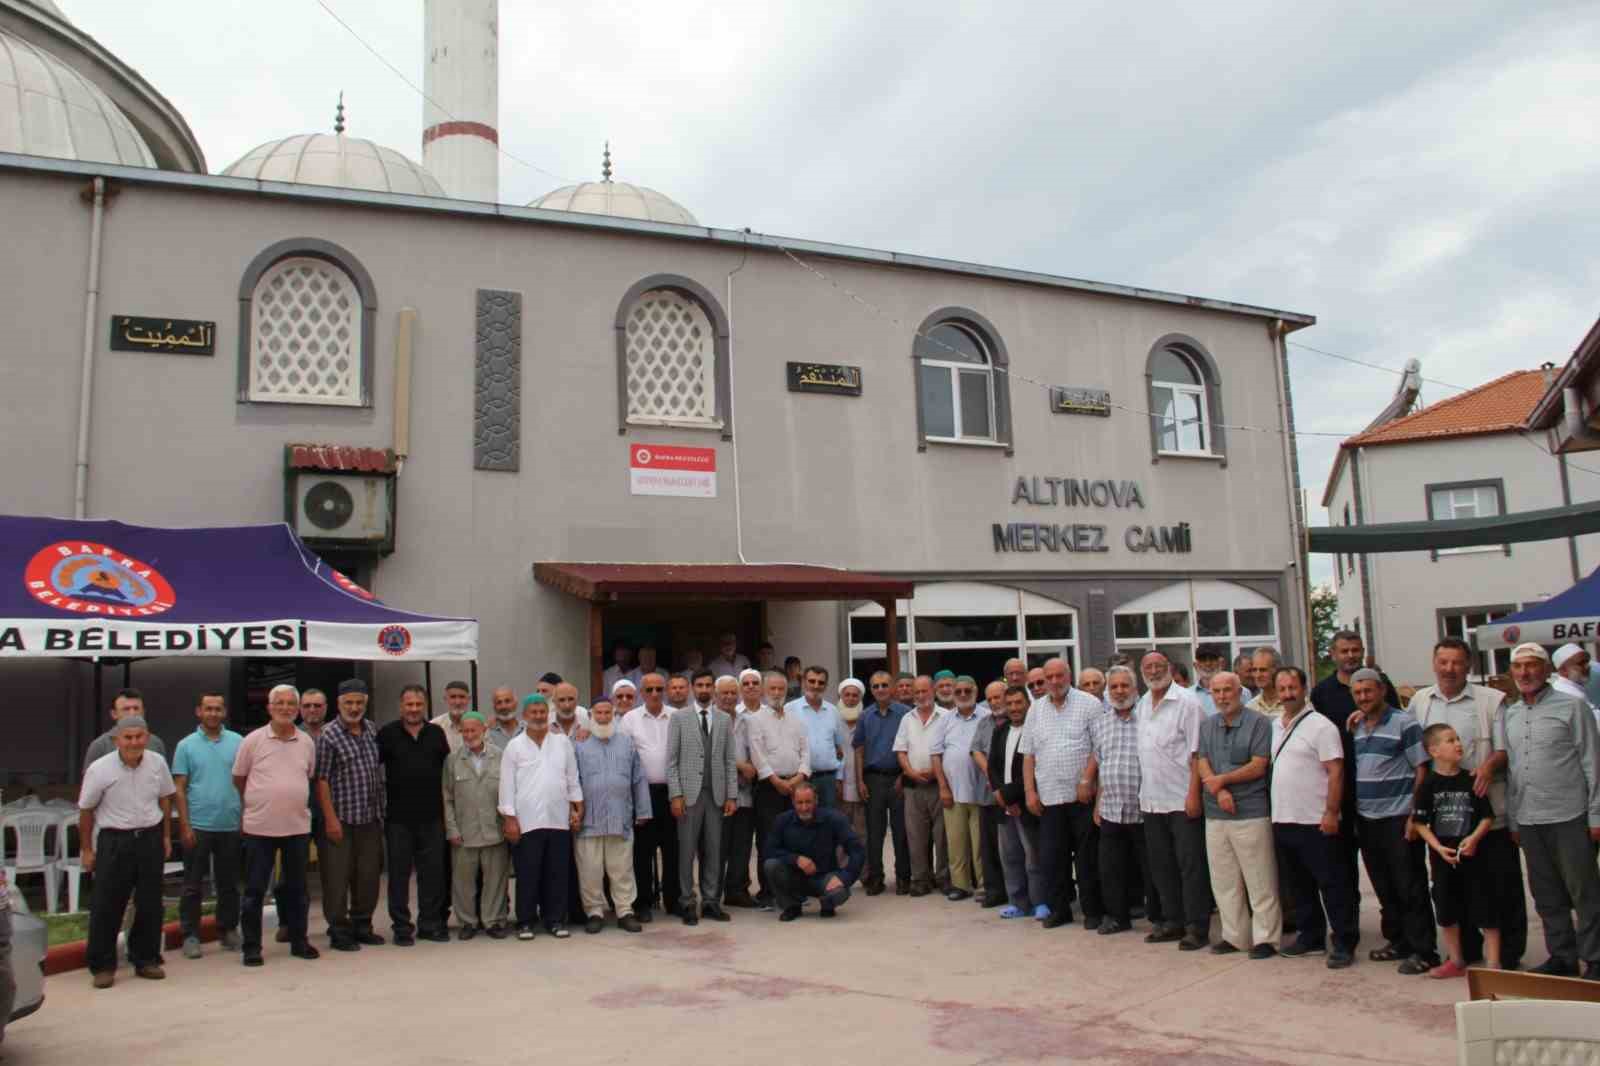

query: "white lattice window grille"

left=624, top=290, right=719, bottom=427
left=249, top=257, right=363, bottom=405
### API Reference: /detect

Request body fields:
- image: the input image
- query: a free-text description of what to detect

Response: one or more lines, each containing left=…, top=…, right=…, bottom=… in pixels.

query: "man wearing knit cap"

left=443, top=712, right=510, bottom=939
left=934, top=669, right=958, bottom=712
left=500, top=694, right=584, bottom=939
left=79, top=714, right=174, bottom=987
left=575, top=699, right=648, bottom=933
left=1494, top=642, right=1600, bottom=979
left=836, top=679, right=868, bottom=840
left=315, top=678, right=384, bottom=951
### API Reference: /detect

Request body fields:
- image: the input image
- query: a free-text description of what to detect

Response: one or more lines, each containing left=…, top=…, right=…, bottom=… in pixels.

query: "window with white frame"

left=1150, top=346, right=1210, bottom=455
left=1112, top=580, right=1279, bottom=673
left=247, top=256, right=364, bottom=405
left=916, top=322, right=996, bottom=442
left=1440, top=606, right=1516, bottom=679
left=1426, top=481, right=1506, bottom=557
left=623, top=289, right=719, bottom=427
left=847, top=582, right=1077, bottom=683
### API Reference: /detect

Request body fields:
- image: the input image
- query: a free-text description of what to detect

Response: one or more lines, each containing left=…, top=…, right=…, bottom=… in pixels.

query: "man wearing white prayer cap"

left=611, top=678, right=638, bottom=718
left=1551, top=645, right=1600, bottom=725
left=837, top=679, right=868, bottom=839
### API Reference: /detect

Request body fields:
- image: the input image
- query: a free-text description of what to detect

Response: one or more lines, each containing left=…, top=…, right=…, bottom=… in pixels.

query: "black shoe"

left=864, top=882, right=884, bottom=897
left=275, top=927, right=290, bottom=944
left=1129, top=905, right=1147, bottom=920
left=290, top=941, right=320, bottom=960
left=394, top=933, right=416, bottom=947
left=895, top=880, right=910, bottom=896
left=819, top=903, right=837, bottom=918
left=242, top=951, right=264, bottom=967
left=635, top=908, right=654, bottom=924
left=1210, top=941, right=1240, bottom=955
left=778, top=905, right=802, bottom=922
left=485, top=925, right=510, bottom=940
left=1097, top=918, right=1132, bottom=936
left=1179, top=933, right=1208, bottom=952
left=1082, top=915, right=1101, bottom=931
left=908, top=885, right=930, bottom=898
left=1041, top=912, right=1073, bottom=930
left=702, top=905, right=731, bottom=922
left=458, top=925, right=478, bottom=942
left=330, top=937, right=360, bottom=952
left=945, top=888, right=972, bottom=902
left=722, top=892, right=757, bottom=908
left=1530, top=956, right=1580, bottom=977
left=981, top=894, right=1007, bottom=909
left=1397, top=955, right=1433, bottom=975
left=1145, top=925, right=1183, bottom=944
left=1327, top=949, right=1355, bottom=969
left=682, top=912, right=699, bottom=927
left=1248, top=944, right=1278, bottom=960
left=618, top=915, right=643, bottom=933
left=585, top=916, right=604, bottom=935
left=420, top=929, right=451, bottom=943
left=1280, top=940, right=1325, bottom=958
left=355, top=930, right=386, bottom=946
left=1582, top=962, right=1600, bottom=982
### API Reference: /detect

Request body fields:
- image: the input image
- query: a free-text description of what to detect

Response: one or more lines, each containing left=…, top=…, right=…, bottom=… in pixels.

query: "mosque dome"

left=530, top=144, right=698, bottom=226
left=224, top=106, right=446, bottom=198
left=0, top=28, right=156, bottom=166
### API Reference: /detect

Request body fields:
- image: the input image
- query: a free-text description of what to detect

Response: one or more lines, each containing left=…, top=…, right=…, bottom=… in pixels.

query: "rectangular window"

left=958, top=370, right=992, bottom=439
left=1234, top=608, right=1274, bottom=636
left=1153, top=611, right=1190, bottom=639
left=1196, top=610, right=1230, bottom=638
left=1114, top=614, right=1149, bottom=641
left=914, top=615, right=1018, bottom=644
left=1426, top=480, right=1507, bottom=557
left=918, top=365, right=956, bottom=439
left=849, top=616, right=906, bottom=645
left=1025, top=614, right=1074, bottom=641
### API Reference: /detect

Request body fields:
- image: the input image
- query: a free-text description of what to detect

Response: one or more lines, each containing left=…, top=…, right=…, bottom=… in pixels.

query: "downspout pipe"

left=1562, top=387, right=1600, bottom=448
left=73, top=177, right=107, bottom=518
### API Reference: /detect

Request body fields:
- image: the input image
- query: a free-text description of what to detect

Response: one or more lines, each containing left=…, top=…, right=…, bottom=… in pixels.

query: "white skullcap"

left=611, top=679, right=638, bottom=695
left=716, top=674, right=739, bottom=686
left=1553, top=643, right=1585, bottom=669
left=738, top=668, right=763, bottom=683
left=838, top=678, right=865, bottom=695
left=1510, top=642, right=1550, bottom=663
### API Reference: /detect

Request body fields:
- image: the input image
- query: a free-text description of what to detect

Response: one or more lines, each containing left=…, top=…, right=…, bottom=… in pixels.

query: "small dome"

left=529, top=144, right=698, bottom=225
left=0, top=29, right=156, bottom=167
left=224, top=133, right=446, bottom=197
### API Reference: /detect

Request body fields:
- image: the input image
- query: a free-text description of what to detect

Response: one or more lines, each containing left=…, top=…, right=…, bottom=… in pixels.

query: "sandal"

left=1368, top=943, right=1404, bottom=962
left=999, top=905, right=1025, bottom=919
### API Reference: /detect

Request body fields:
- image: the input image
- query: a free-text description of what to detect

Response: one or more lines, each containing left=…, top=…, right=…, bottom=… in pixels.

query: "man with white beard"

left=573, top=699, right=648, bottom=934
left=1136, top=650, right=1211, bottom=951
left=836, top=679, right=868, bottom=839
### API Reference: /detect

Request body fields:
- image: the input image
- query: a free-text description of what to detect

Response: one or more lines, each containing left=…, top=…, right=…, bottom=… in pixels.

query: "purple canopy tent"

left=0, top=515, right=478, bottom=775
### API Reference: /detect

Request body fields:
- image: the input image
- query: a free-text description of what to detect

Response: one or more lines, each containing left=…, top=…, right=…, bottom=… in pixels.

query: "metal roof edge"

left=0, top=152, right=1316, bottom=325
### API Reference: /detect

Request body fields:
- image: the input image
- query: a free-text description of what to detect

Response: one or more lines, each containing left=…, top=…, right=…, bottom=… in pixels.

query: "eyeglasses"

left=870, top=683, right=890, bottom=689
left=643, top=686, right=664, bottom=693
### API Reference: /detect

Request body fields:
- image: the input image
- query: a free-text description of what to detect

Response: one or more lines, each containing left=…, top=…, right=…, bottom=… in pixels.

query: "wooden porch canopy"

left=533, top=562, right=915, bottom=699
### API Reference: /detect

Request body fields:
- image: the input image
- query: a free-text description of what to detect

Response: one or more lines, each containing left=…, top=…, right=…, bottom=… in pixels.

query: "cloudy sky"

left=63, top=0, right=1600, bottom=582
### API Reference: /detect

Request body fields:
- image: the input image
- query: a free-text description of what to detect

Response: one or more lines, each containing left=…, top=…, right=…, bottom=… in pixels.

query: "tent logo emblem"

left=1503, top=625, right=1520, bottom=644
left=23, top=541, right=177, bottom=617
left=377, top=624, right=412, bottom=656
left=330, top=568, right=375, bottom=601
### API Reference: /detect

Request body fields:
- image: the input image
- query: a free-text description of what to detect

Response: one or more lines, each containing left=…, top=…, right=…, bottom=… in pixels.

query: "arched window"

left=614, top=275, right=730, bottom=436
left=912, top=309, right=1013, bottom=454
left=848, top=582, right=1078, bottom=679
left=238, top=238, right=376, bottom=407
left=1111, top=579, right=1278, bottom=673
left=1145, top=335, right=1225, bottom=462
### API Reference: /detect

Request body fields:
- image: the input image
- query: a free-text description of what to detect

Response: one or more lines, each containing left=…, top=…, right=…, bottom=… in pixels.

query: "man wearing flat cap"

left=443, top=712, right=510, bottom=940
left=1493, top=643, right=1600, bottom=980
left=315, top=678, right=385, bottom=951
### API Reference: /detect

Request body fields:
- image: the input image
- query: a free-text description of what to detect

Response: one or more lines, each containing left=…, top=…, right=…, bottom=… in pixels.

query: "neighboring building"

left=1323, top=365, right=1598, bottom=687
left=0, top=0, right=1317, bottom=780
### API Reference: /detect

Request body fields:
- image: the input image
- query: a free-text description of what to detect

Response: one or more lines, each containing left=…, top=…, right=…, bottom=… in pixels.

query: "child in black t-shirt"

left=1410, top=723, right=1498, bottom=978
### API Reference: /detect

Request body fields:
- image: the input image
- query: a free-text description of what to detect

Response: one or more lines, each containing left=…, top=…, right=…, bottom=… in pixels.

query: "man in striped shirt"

left=1349, top=668, right=1435, bottom=975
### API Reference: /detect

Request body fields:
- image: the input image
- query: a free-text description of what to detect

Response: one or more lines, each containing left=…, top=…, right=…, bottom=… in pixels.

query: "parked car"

left=4, top=876, right=46, bottom=1031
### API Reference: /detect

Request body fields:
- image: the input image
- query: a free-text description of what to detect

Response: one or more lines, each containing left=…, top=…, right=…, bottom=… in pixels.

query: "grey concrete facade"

left=0, top=156, right=1313, bottom=780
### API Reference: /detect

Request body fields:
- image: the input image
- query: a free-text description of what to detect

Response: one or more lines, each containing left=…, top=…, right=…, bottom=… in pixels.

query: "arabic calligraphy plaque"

left=110, top=315, right=216, bottom=356
left=1050, top=386, right=1111, bottom=417
left=786, top=361, right=863, bottom=396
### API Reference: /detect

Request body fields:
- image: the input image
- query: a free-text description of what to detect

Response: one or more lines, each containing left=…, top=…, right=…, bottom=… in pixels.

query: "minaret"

left=422, top=0, right=499, bottom=202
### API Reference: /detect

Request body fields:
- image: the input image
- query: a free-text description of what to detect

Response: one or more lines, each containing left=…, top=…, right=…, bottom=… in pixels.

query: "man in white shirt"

left=1270, top=666, right=1358, bottom=969
left=618, top=672, right=679, bottom=919
left=498, top=695, right=583, bottom=940
left=1135, top=649, right=1211, bottom=951
left=721, top=670, right=766, bottom=908
left=1407, top=636, right=1525, bottom=969
left=895, top=677, right=949, bottom=896
left=749, top=671, right=812, bottom=907
left=602, top=642, right=637, bottom=697
left=78, top=716, right=175, bottom=987
left=1552, top=644, right=1600, bottom=728
left=931, top=678, right=990, bottom=902
left=1021, top=657, right=1104, bottom=929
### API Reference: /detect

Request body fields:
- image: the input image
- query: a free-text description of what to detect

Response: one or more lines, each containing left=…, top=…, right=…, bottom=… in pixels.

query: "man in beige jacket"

left=443, top=713, right=510, bottom=939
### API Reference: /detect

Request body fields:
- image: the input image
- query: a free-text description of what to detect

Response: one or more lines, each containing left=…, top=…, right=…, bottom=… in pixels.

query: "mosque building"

left=0, top=0, right=1316, bottom=778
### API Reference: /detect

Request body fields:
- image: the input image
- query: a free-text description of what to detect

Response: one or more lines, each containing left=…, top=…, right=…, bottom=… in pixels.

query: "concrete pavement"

left=10, top=882, right=1468, bottom=1065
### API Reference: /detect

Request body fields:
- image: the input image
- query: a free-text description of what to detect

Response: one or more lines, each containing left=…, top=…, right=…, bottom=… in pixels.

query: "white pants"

left=575, top=835, right=638, bottom=918
left=1205, top=817, right=1282, bottom=949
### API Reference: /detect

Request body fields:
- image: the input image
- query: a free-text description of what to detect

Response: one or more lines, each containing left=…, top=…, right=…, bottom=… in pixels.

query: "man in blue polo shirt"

left=1349, top=668, right=1435, bottom=975
left=172, top=691, right=245, bottom=959
left=853, top=671, right=911, bottom=896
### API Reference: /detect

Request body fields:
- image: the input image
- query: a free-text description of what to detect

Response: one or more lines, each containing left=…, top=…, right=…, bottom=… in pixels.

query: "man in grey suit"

left=669, top=675, right=741, bottom=925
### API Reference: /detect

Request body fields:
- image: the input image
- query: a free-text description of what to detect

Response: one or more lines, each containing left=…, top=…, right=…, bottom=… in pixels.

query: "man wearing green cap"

left=443, top=712, right=510, bottom=939
left=934, top=670, right=958, bottom=713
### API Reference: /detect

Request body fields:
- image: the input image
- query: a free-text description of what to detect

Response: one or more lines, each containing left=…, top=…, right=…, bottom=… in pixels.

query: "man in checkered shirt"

left=1021, top=657, right=1107, bottom=930
left=1086, top=665, right=1148, bottom=934
left=314, top=679, right=386, bottom=952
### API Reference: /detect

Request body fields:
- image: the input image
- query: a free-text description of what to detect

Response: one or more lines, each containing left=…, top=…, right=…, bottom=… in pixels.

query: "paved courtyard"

left=11, top=877, right=1471, bottom=1066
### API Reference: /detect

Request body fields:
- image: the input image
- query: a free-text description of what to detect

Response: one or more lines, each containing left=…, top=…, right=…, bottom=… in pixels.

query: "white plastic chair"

left=1455, top=999, right=1600, bottom=1065
left=2, top=809, right=61, bottom=914
left=58, top=810, right=87, bottom=913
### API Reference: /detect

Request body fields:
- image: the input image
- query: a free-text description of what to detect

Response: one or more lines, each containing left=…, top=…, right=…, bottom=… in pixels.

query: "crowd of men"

left=71, top=629, right=1600, bottom=989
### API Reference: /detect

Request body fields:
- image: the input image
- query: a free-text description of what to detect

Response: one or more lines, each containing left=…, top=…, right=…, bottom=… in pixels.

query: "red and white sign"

left=628, top=443, right=717, bottom=498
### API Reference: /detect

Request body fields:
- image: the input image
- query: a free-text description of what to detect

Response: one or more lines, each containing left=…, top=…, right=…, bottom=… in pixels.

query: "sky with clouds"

left=59, top=0, right=1600, bottom=583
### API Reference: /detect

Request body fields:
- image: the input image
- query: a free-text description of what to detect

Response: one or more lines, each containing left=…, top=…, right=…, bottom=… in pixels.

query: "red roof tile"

left=285, top=444, right=396, bottom=474
left=1340, top=369, right=1548, bottom=447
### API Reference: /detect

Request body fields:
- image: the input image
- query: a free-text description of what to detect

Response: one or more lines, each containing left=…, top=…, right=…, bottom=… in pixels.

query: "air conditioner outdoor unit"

left=291, top=474, right=393, bottom=548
